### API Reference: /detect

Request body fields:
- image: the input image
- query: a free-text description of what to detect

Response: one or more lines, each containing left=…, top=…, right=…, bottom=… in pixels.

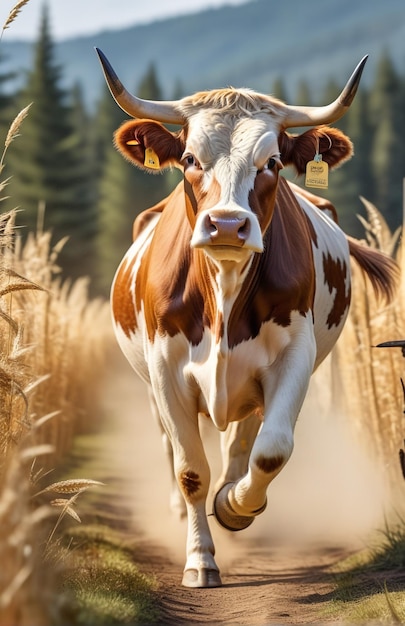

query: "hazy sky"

left=0, top=0, right=248, bottom=40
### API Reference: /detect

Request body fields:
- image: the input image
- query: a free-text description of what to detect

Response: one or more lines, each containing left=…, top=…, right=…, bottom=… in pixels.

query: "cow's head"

left=96, top=49, right=366, bottom=264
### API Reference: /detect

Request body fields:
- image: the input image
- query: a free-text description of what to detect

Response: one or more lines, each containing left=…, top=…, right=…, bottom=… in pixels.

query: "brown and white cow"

left=96, top=49, right=398, bottom=588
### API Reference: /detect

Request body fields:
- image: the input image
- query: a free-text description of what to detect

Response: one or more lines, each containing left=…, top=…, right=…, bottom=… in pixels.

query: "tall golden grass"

left=0, top=119, right=111, bottom=623
left=0, top=7, right=113, bottom=620
left=334, top=195, right=405, bottom=487
left=1, top=0, right=31, bottom=40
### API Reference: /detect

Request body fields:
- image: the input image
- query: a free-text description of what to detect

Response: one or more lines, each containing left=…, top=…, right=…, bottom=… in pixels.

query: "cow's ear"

left=279, top=126, right=353, bottom=175
left=114, top=120, right=185, bottom=172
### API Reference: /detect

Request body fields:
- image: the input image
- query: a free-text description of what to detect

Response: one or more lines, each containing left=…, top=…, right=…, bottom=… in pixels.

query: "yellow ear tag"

left=126, top=139, right=140, bottom=145
left=305, top=154, right=328, bottom=189
left=144, top=147, right=160, bottom=170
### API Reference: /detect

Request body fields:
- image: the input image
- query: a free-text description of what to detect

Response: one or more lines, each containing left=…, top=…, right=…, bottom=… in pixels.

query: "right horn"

left=281, top=55, right=368, bottom=128
left=95, top=48, right=185, bottom=125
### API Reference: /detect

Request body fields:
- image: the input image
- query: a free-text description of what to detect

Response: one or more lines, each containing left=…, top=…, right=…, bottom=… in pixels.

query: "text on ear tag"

left=305, top=154, right=328, bottom=189
left=144, top=147, right=160, bottom=169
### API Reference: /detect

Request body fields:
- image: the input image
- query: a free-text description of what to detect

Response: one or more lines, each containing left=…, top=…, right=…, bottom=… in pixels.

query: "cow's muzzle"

left=191, top=208, right=263, bottom=254
left=207, top=213, right=250, bottom=247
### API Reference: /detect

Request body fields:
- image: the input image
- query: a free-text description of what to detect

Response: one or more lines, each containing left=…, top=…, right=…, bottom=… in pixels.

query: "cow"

left=96, top=49, right=398, bottom=588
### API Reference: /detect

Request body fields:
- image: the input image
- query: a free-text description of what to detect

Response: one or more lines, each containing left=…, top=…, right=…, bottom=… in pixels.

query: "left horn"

left=95, top=48, right=185, bottom=125
left=281, top=55, right=368, bottom=128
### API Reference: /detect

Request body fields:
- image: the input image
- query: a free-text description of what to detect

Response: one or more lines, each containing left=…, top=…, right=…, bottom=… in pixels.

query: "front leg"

left=214, top=319, right=316, bottom=530
left=216, top=413, right=262, bottom=492
left=150, top=375, right=221, bottom=588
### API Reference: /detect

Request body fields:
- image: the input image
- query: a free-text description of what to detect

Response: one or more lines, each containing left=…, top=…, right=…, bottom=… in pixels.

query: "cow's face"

left=115, top=96, right=353, bottom=263
left=181, top=108, right=283, bottom=261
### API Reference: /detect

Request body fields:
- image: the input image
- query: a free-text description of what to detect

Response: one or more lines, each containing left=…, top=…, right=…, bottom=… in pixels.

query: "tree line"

left=1, top=7, right=404, bottom=295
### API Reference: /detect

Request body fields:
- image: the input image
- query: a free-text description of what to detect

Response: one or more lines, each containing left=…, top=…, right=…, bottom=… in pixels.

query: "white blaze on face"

left=185, top=110, right=281, bottom=256
left=253, top=131, right=280, bottom=169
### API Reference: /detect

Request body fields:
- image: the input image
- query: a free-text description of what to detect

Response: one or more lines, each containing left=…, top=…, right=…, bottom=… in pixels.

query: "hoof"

left=182, top=568, right=222, bottom=588
left=213, top=483, right=266, bottom=532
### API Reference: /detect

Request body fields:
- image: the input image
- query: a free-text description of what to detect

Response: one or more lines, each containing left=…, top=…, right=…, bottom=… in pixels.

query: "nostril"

left=206, top=214, right=218, bottom=235
left=238, top=218, right=250, bottom=241
left=209, top=224, right=218, bottom=235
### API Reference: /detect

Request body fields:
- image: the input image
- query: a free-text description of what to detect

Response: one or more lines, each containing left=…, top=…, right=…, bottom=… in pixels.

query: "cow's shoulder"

left=135, top=183, right=212, bottom=346
left=132, top=182, right=184, bottom=241
left=287, top=181, right=339, bottom=224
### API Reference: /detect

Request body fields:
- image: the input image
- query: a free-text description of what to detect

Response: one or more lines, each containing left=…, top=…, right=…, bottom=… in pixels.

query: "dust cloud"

left=102, top=348, right=388, bottom=569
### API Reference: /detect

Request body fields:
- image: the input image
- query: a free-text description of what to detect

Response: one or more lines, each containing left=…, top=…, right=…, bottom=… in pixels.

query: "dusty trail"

left=136, top=538, right=347, bottom=624
left=101, top=347, right=388, bottom=624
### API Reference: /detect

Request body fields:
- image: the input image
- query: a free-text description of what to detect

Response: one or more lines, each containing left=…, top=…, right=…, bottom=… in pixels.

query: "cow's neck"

left=196, top=250, right=253, bottom=329
left=213, top=259, right=252, bottom=297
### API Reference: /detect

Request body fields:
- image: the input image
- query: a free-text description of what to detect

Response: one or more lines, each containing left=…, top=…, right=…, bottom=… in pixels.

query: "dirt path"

left=100, top=348, right=388, bottom=624
left=136, top=538, right=347, bottom=624
left=133, top=544, right=344, bottom=626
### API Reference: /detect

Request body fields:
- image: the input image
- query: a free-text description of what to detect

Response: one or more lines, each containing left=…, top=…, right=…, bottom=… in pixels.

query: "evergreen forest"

left=1, top=7, right=404, bottom=295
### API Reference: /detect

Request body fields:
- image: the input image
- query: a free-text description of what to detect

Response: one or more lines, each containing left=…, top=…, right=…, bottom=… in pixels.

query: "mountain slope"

left=2, top=0, right=405, bottom=108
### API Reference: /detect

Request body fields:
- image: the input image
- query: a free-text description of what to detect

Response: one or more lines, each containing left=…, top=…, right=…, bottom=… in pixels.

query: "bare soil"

left=100, top=348, right=389, bottom=625
left=135, top=538, right=349, bottom=625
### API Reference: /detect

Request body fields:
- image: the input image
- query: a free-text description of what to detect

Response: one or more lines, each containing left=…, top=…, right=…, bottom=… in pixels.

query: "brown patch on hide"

left=180, top=470, right=201, bottom=497
left=215, top=312, right=224, bottom=343
left=256, top=454, right=285, bottom=474
left=112, top=259, right=137, bottom=338
left=323, top=252, right=350, bottom=328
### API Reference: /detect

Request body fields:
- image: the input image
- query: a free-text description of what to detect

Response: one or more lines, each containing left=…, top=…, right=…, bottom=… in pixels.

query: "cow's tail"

left=347, top=236, right=399, bottom=303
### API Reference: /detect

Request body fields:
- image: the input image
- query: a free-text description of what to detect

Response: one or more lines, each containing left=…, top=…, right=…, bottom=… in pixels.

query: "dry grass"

left=0, top=16, right=114, bottom=620
left=0, top=108, right=112, bottom=623
left=1, top=0, right=31, bottom=39
left=334, top=197, right=405, bottom=487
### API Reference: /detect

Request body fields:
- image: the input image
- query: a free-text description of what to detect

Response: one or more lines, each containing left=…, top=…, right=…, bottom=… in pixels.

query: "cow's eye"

left=257, top=157, right=279, bottom=175
left=267, top=157, right=276, bottom=170
left=184, top=154, right=198, bottom=167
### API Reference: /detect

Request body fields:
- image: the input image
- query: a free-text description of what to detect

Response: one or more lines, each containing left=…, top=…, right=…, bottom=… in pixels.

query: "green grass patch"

left=58, top=524, right=160, bottom=625
left=322, top=518, right=405, bottom=624
left=327, top=588, right=405, bottom=624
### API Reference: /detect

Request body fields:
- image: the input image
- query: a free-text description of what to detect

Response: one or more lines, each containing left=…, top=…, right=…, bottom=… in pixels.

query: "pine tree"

left=70, top=82, right=90, bottom=154
left=271, top=77, right=288, bottom=102
left=171, top=78, right=186, bottom=100
left=0, top=52, right=16, bottom=143
left=368, top=50, right=399, bottom=127
left=326, top=87, right=374, bottom=236
left=5, top=5, right=95, bottom=279
left=295, top=79, right=311, bottom=106
left=91, top=83, right=129, bottom=186
left=92, top=83, right=133, bottom=294
left=369, top=51, right=404, bottom=229
left=343, top=87, right=374, bottom=233
left=137, top=63, right=163, bottom=101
